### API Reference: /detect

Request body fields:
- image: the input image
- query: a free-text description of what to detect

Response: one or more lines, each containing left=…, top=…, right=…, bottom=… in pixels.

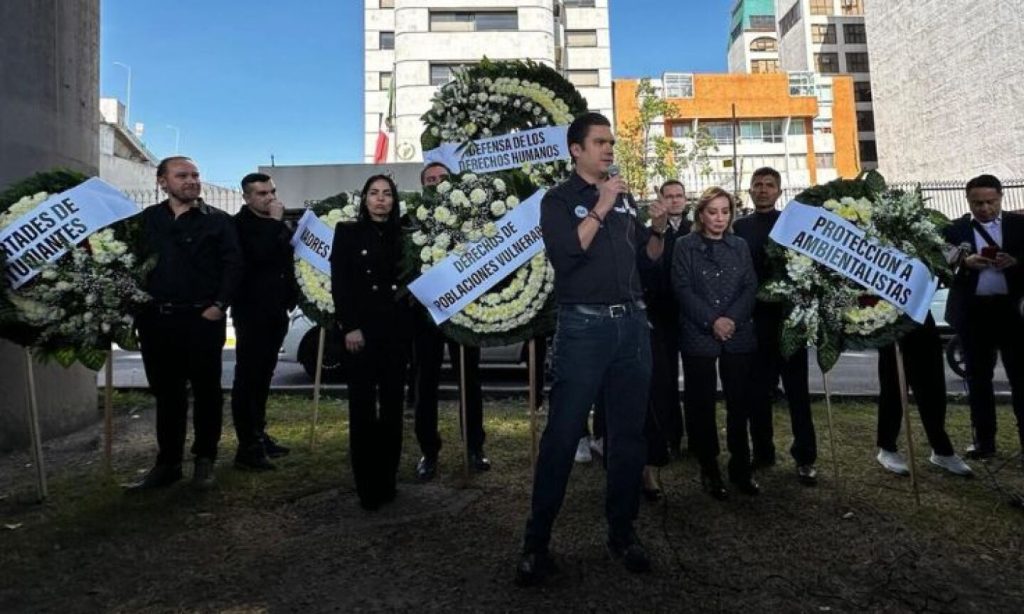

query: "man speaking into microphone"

left=515, top=112, right=668, bottom=584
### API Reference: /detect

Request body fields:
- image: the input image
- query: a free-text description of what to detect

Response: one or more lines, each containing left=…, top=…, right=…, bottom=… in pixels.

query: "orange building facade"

left=613, top=72, right=860, bottom=194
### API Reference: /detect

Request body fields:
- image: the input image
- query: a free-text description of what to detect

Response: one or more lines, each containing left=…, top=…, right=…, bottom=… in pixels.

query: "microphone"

left=606, top=164, right=630, bottom=209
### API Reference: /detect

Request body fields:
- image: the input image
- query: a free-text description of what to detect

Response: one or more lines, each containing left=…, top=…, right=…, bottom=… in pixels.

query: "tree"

left=614, top=78, right=717, bottom=201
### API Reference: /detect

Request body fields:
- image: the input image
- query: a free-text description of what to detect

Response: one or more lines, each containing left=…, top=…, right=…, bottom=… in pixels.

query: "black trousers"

left=648, top=309, right=684, bottom=456
left=749, top=310, right=816, bottom=465
left=877, top=316, right=955, bottom=456
left=961, top=296, right=1024, bottom=450
left=137, top=310, right=226, bottom=465
left=412, top=319, right=483, bottom=458
left=346, top=336, right=408, bottom=505
left=231, top=311, right=289, bottom=453
left=682, top=352, right=754, bottom=480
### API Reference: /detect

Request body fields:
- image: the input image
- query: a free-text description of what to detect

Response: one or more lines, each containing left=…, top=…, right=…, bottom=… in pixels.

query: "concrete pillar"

left=0, top=0, right=101, bottom=451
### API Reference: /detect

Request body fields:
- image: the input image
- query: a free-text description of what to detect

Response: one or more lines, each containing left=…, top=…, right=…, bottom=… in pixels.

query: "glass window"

left=812, top=24, right=836, bottom=44
left=566, top=30, right=598, bottom=47
left=815, top=52, right=840, bottom=74
left=749, top=15, right=776, bottom=31
left=740, top=120, right=786, bottom=144
left=817, top=83, right=834, bottom=104
left=846, top=52, right=870, bottom=73
left=854, top=80, right=872, bottom=102
left=567, top=70, right=599, bottom=87
left=476, top=11, right=518, bottom=31
left=860, top=139, right=877, bottom=162
left=750, top=37, right=778, bottom=52
left=789, top=72, right=816, bottom=96
left=379, top=72, right=392, bottom=91
left=702, top=122, right=736, bottom=145
left=789, top=120, right=807, bottom=135
left=663, top=73, right=694, bottom=98
left=750, top=59, right=780, bottom=74
left=843, top=23, right=867, bottom=44
left=379, top=31, right=394, bottom=50
left=379, top=0, right=394, bottom=7
left=670, top=123, right=693, bottom=138
left=841, top=0, right=864, bottom=16
left=563, top=0, right=596, bottom=7
left=779, top=3, right=801, bottom=37
left=856, top=110, right=875, bottom=132
left=810, top=0, right=834, bottom=16
left=430, top=11, right=517, bottom=32
left=430, top=63, right=472, bottom=86
left=816, top=153, right=835, bottom=168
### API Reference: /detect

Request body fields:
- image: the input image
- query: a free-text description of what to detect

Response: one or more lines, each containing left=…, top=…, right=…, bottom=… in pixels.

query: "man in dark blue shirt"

left=516, top=113, right=667, bottom=585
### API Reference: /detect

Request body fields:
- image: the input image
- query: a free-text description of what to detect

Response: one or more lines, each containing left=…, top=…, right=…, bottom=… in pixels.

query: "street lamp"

left=112, top=61, right=131, bottom=126
left=166, top=125, right=180, bottom=154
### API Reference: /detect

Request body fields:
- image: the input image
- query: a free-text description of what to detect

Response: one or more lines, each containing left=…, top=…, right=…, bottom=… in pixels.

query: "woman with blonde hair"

left=671, top=187, right=759, bottom=499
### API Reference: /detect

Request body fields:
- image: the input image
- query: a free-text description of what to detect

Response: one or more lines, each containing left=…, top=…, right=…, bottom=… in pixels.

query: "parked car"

left=281, top=312, right=532, bottom=382
left=929, top=287, right=967, bottom=378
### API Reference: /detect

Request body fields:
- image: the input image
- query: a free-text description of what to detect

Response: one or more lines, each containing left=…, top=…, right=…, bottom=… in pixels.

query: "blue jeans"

left=523, top=305, right=652, bottom=552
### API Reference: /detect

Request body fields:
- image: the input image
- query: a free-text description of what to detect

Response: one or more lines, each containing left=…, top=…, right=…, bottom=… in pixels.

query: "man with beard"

left=126, top=156, right=242, bottom=491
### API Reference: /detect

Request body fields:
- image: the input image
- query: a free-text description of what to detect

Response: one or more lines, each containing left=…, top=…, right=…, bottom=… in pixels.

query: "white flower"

left=431, top=247, right=447, bottom=262
left=412, top=231, right=428, bottom=246
left=493, top=178, right=506, bottom=192
left=470, top=188, right=487, bottom=205
left=506, top=195, right=520, bottom=207
left=490, top=201, right=507, bottom=217
left=465, top=123, right=478, bottom=136
left=434, top=232, right=451, bottom=249
left=420, top=246, right=433, bottom=262
left=437, top=181, right=452, bottom=195
left=416, top=206, right=429, bottom=221
left=483, top=223, right=498, bottom=238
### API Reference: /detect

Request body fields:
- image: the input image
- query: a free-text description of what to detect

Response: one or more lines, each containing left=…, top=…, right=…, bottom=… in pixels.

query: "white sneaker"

left=574, top=437, right=592, bottom=463
left=590, top=437, right=605, bottom=459
left=876, top=449, right=910, bottom=476
left=929, top=451, right=973, bottom=476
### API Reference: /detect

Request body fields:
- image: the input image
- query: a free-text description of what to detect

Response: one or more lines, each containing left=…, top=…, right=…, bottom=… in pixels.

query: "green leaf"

left=863, top=169, right=887, bottom=194
left=77, top=348, right=108, bottom=371
left=779, top=324, right=803, bottom=359
left=816, top=327, right=842, bottom=373
left=51, top=347, right=78, bottom=368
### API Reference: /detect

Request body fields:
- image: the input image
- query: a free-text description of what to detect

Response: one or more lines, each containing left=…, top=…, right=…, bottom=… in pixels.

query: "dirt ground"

left=1, top=398, right=1023, bottom=613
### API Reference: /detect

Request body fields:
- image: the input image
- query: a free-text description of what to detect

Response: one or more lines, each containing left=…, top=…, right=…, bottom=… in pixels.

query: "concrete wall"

left=0, top=0, right=101, bottom=451
left=864, top=0, right=1024, bottom=180
left=257, top=163, right=426, bottom=207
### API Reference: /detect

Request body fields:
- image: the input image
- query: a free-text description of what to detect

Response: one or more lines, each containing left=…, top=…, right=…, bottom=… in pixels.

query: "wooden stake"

left=24, top=348, right=48, bottom=501
left=528, top=339, right=539, bottom=472
left=459, top=344, right=470, bottom=483
left=822, top=370, right=841, bottom=505
left=103, top=347, right=114, bottom=470
left=309, top=326, right=327, bottom=450
left=894, top=342, right=921, bottom=508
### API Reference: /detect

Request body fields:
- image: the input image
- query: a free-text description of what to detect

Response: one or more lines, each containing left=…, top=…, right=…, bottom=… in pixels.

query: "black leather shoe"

left=124, top=463, right=182, bottom=492
left=796, top=464, right=818, bottom=486
left=964, top=444, right=996, bottom=460
left=514, top=551, right=558, bottom=586
left=234, top=452, right=276, bottom=472
left=469, top=450, right=492, bottom=472
left=191, top=457, right=216, bottom=491
left=700, top=470, right=728, bottom=501
left=416, top=456, right=438, bottom=481
left=608, top=535, right=652, bottom=573
left=730, top=476, right=761, bottom=496
left=262, top=434, right=290, bottom=459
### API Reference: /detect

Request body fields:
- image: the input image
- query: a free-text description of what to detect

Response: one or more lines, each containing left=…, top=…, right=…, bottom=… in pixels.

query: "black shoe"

left=730, top=476, right=761, bottom=496
left=700, top=468, right=729, bottom=501
left=359, top=497, right=381, bottom=511
left=191, top=457, right=216, bottom=491
left=262, top=434, right=290, bottom=459
left=751, top=454, right=777, bottom=470
left=796, top=464, right=818, bottom=486
left=380, top=485, right=397, bottom=504
left=469, top=450, right=492, bottom=472
left=123, top=463, right=182, bottom=492
left=964, top=444, right=996, bottom=460
left=608, top=535, right=652, bottom=573
left=514, top=551, right=558, bottom=587
left=234, top=451, right=276, bottom=472
left=416, top=456, right=438, bottom=481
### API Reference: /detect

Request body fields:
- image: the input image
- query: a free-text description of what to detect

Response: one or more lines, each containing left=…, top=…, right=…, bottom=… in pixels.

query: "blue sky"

left=100, top=1, right=732, bottom=188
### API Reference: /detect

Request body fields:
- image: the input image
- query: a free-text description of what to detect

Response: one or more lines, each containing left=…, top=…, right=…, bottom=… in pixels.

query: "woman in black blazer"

left=671, top=187, right=758, bottom=500
left=330, top=174, right=412, bottom=510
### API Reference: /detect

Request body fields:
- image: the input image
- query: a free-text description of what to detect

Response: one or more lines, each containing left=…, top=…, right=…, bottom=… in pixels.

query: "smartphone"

left=981, top=245, right=999, bottom=260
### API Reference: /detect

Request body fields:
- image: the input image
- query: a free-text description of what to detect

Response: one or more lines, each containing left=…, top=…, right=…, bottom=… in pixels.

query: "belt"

left=566, top=300, right=646, bottom=318
left=152, top=302, right=207, bottom=315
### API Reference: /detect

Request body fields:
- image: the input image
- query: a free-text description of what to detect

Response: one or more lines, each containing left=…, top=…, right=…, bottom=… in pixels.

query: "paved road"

left=100, top=348, right=1009, bottom=397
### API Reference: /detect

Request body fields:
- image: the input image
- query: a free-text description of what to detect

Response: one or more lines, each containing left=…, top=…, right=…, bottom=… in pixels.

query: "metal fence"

left=121, top=188, right=246, bottom=215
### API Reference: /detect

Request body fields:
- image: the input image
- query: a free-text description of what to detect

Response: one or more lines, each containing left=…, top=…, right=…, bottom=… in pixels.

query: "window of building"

left=841, top=0, right=864, bottom=16
left=810, top=0, right=834, bottom=16
left=843, top=23, right=867, bottom=44
left=379, top=0, right=394, bottom=7
left=566, top=30, right=598, bottom=47
left=779, top=3, right=802, bottom=37
left=702, top=122, right=737, bottom=145
left=430, top=63, right=473, bottom=86
left=812, top=24, right=836, bottom=44
left=731, top=23, right=743, bottom=42
left=846, top=52, right=870, bottom=72
left=750, top=59, right=780, bottom=74
left=860, top=139, right=877, bottom=162
left=817, top=83, right=833, bottom=104
left=430, top=11, right=518, bottom=32
left=815, top=153, right=835, bottom=168
left=741, top=119, right=786, bottom=144
left=379, top=31, right=394, bottom=50
left=379, top=71, right=392, bottom=91
left=789, top=71, right=816, bottom=96
left=663, top=72, right=694, bottom=98
left=749, top=15, right=776, bottom=31
left=670, top=123, right=692, bottom=138
left=854, top=80, right=872, bottom=102
left=750, top=37, right=778, bottom=52
left=567, top=70, right=599, bottom=87
left=856, top=110, right=875, bottom=132
left=815, top=52, right=840, bottom=73
left=564, top=0, right=596, bottom=7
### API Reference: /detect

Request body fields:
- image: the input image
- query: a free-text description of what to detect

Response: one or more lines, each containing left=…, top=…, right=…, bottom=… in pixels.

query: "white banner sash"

left=409, top=190, right=546, bottom=324
left=423, top=126, right=569, bottom=175
left=769, top=200, right=938, bottom=324
left=1, top=178, right=141, bottom=289
left=290, top=209, right=335, bottom=275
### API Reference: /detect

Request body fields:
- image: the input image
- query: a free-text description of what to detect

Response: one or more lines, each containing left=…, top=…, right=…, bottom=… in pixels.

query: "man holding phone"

left=943, top=174, right=1024, bottom=461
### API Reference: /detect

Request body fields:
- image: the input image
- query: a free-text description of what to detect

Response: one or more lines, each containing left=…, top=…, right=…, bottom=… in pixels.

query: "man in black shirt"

left=516, top=113, right=667, bottom=584
left=733, top=167, right=817, bottom=485
left=126, top=156, right=243, bottom=492
left=230, top=173, right=297, bottom=471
